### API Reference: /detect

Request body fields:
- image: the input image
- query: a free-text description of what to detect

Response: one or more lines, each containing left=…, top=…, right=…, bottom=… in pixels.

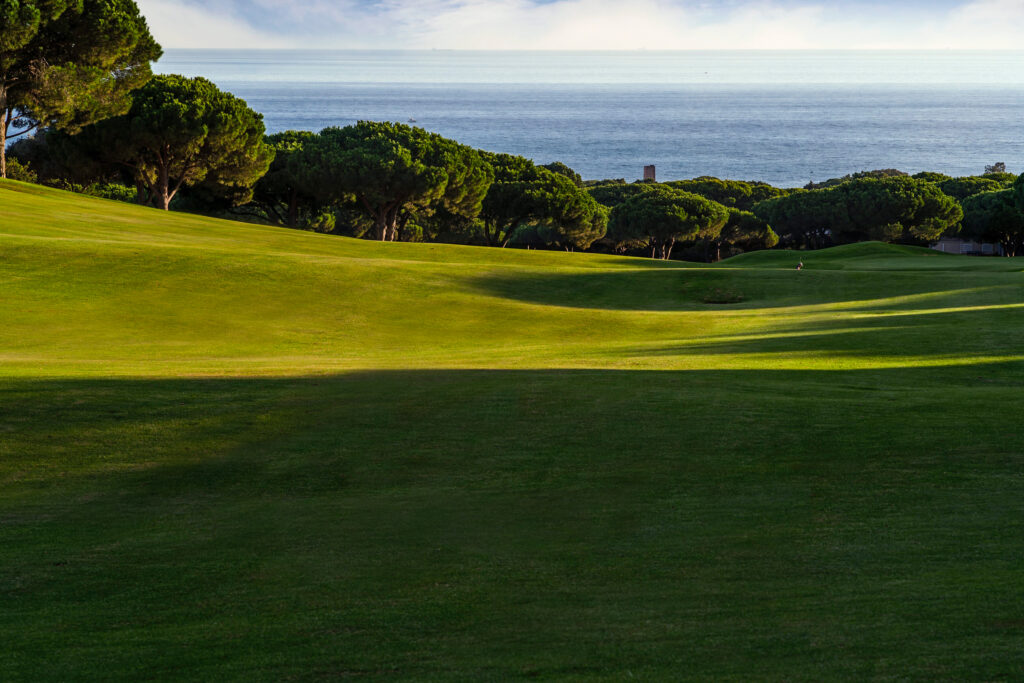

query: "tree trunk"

left=135, top=178, right=149, bottom=206
left=0, top=86, right=8, bottom=179
left=370, top=205, right=391, bottom=240
left=287, top=189, right=298, bottom=228
left=1, top=122, right=7, bottom=179
left=386, top=211, right=397, bottom=241
left=154, top=166, right=171, bottom=210
left=396, top=211, right=412, bottom=241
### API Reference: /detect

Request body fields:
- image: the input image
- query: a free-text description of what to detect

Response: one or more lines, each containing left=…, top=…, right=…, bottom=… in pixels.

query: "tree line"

left=4, top=0, right=1024, bottom=259
left=755, top=169, right=1024, bottom=256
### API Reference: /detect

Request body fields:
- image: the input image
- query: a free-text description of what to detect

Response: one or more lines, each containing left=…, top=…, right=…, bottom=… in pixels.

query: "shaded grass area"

left=722, top=241, right=1024, bottom=272
left=3, top=369, right=1024, bottom=681
left=474, top=259, right=1024, bottom=312
left=3, top=181, right=1024, bottom=679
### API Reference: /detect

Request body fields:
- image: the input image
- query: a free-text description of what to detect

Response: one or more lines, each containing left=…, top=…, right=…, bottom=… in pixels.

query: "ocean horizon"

left=158, top=50, right=1024, bottom=187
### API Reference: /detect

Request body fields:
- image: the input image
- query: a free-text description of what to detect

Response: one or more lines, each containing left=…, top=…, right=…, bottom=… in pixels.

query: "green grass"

left=2, top=179, right=1024, bottom=680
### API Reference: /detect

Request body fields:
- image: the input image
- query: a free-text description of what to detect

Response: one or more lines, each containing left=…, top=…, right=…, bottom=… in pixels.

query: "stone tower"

left=643, top=165, right=656, bottom=182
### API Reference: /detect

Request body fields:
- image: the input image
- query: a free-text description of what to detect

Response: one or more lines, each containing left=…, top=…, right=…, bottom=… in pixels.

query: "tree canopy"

left=665, top=177, right=791, bottom=211
left=0, top=0, right=161, bottom=177
left=755, top=177, right=961, bottom=247
left=960, top=189, right=1024, bottom=257
left=246, top=130, right=327, bottom=229
left=912, top=171, right=953, bottom=183
left=73, top=75, right=274, bottom=210
left=480, top=153, right=605, bottom=248
left=298, top=122, right=492, bottom=241
left=712, top=209, right=779, bottom=261
left=608, top=187, right=729, bottom=260
left=829, top=176, right=963, bottom=243
left=1014, top=173, right=1024, bottom=210
left=804, top=169, right=908, bottom=190
left=936, top=176, right=1008, bottom=202
left=541, top=161, right=582, bottom=187
left=981, top=172, right=1017, bottom=185
left=752, top=189, right=833, bottom=249
left=587, top=181, right=660, bottom=209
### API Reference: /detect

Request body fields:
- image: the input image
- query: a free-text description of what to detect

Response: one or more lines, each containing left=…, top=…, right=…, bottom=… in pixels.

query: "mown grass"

left=2, top=180, right=1024, bottom=680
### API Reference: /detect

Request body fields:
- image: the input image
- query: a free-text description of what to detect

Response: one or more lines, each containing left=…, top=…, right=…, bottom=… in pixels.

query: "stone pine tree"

left=480, top=153, right=606, bottom=248
left=960, top=186, right=1024, bottom=257
left=753, top=190, right=836, bottom=249
left=76, top=75, right=274, bottom=210
left=708, top=209, right=779, bottom=261
left=523, top=173, right=607, bottom=251
left=609, top=187, right=730, bottom=260
left=247, top=130, right=327, bottom=229
left=755, top=177, right=962, bottom=248
left=540, top=161, right=583, bottom=187
left=587, top=181, right=661, bottom=210
left=827, top=177, right=963, bottom=244
left=0, top=0, right=161, bottom=177
left=298, top=122, right=493, bottom=241
left=665, top=177, right=791, bottom=211
left=937, top=176, right=1006, bottom=202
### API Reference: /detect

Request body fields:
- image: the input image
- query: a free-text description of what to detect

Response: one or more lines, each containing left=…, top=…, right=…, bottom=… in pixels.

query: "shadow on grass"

left=613, top=302, right=1024, bottom=359
left=4, top=363, right=1024, bottom=498
left=471, top=267, right=1024, bottom=312
left=3, top=365, right=1024, bottom=679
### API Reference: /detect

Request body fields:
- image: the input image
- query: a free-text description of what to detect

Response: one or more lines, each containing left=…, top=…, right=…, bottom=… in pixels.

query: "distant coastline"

left=157, top=50, right=1024, bottom=186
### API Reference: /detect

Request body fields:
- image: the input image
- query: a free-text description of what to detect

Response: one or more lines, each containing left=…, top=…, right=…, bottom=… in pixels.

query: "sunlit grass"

left=2, top=180, right=1024, bottom=680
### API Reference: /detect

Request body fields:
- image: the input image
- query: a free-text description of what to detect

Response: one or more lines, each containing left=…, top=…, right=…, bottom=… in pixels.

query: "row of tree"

left=0, top=0, right=751, bottom=260
left=4, top=0, right=1023, bottom=259
left=755, top=176, right=964, bottom=248
left=249, top=127, right=608, bottom=249
left=8, top=71, right=778, bottom=259
left=754, top=170, right=1024, bottom=256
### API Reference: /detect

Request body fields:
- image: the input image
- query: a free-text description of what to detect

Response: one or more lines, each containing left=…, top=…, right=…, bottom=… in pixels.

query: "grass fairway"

left=2, top=179, right=1024, bottom=680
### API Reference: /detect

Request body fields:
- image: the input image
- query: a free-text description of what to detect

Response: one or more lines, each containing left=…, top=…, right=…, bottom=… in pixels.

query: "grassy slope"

left=2, top=180, right=1024, bottom=680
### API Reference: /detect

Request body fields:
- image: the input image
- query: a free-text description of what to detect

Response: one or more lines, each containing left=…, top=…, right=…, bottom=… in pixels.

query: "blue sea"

left=158, top=50, right=1024, bottom=187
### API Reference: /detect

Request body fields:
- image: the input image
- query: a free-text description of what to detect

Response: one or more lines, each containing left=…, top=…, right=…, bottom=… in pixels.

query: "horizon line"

left=158, top=47, right=1024, bottom=53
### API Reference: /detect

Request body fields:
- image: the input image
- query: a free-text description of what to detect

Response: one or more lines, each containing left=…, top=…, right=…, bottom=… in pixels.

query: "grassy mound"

left=3, top=180, right=1024, bottom=680
left=725, top=240, right=1023, bottom=272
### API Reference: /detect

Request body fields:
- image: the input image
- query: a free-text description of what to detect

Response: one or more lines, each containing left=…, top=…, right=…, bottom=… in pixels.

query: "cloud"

left=136, top=0, right=291, bottom=48
left=917, top=0, right=1024, bottom=48
left=137, top=0, right=1024, bottom=50
left=403, top=0, right=833, bottom=50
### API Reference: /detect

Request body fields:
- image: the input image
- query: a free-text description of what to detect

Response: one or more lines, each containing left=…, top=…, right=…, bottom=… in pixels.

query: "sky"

left=136, top=0, right=1024, bottom=50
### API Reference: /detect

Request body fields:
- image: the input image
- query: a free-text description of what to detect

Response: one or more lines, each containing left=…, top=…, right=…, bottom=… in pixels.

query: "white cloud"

left=136, top=0, right=291, bottom=48
left=137, top=0, right=1024, bottom=50
left=386, top=0, right=831, bottom=50
left=915, top=0, right=1024, bottom=48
